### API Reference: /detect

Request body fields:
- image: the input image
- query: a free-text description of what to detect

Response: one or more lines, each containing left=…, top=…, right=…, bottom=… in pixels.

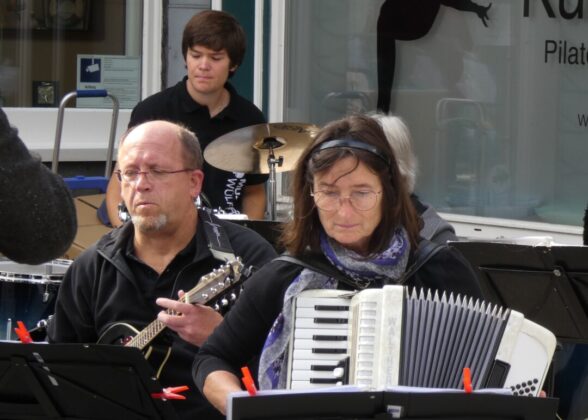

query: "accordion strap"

left=397, top=239, right=444, bottom=285
left=275, top=254, right=359, bottom=289
left=276, top=239, right=444, bottom=289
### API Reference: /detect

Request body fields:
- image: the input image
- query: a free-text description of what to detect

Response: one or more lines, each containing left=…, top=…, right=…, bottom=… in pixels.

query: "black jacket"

left=48, top=215, right=277, bottom=420
left=193, top=244, right=482, bottom=392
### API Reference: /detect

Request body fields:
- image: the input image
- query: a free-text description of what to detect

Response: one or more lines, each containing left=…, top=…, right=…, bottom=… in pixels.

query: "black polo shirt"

left=124, top=228, right=198, bottom=303
left=128, top=78, right=268, bottom=213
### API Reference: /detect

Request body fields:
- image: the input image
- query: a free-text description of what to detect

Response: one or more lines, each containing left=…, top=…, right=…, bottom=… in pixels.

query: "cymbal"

left=203, top=122, right=320, bottom=174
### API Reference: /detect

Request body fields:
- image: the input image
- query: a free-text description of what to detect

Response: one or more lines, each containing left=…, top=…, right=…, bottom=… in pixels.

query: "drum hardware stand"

left=42, top=284, right=51, bottom=303
left=202, top=122, right=320, bottom=221
left=5, top=320, right=11, bottom=341
left=259, top=137, right=284, bottom=221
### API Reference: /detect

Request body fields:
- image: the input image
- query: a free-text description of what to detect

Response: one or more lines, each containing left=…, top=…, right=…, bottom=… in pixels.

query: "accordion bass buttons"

left=510, top=378, right=539, bottom=396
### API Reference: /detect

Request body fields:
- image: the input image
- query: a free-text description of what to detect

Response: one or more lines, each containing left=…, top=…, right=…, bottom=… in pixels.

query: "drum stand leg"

left=266, top=147, right=283, bottom=221
left=5, top=318, right=12, bottom=340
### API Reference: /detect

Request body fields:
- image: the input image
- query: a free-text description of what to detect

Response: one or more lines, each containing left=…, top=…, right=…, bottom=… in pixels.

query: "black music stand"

left=228, top=390, right=559, bottom=420
left=449, top=241, right=588, bottom=342
left=0, top=342, right=178, bottom=420
left=450, top=241, right=588, bottom=418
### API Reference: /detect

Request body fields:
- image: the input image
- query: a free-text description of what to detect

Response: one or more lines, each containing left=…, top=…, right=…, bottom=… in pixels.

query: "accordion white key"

left=286, top=285, right=557, bottom=396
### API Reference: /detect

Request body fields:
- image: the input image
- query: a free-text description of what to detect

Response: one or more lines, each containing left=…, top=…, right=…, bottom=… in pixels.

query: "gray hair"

left=371, top=114, right=418, bottom=193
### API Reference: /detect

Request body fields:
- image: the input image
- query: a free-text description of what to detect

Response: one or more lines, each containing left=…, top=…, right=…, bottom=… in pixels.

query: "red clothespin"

left=151, top=385, right=189, bottom=400
left=14, top=321, right=32, bottom=344
left=240, top=366, right=257, bottom=396
left=463, top=367, right=473, bottom=394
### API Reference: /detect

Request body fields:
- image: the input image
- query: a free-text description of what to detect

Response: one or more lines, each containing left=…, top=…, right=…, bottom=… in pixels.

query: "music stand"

left=450, top=241, right=588, bottom=418
left=228, top=390, right=559, bottom=420
left=449, top=241, right=588, bottom=342
left=0, top=342, right=178, bottom=420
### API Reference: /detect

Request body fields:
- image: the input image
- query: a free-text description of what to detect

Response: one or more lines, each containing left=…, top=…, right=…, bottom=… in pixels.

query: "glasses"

left=115, top=168, right=194, bottom=183
left=311, top=190, right=382, bottom=211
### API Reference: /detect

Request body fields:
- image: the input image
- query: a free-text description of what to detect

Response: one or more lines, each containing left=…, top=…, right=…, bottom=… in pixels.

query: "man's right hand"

left=156, top=293, right=223, bottom=347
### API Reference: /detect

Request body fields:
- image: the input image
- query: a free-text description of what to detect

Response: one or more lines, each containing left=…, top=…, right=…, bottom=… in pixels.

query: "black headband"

left=312, top=138, right=391, bottom=167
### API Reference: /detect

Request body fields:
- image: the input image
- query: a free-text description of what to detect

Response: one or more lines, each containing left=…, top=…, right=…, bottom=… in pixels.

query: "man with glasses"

left=48, top=120, right=277, bottom=420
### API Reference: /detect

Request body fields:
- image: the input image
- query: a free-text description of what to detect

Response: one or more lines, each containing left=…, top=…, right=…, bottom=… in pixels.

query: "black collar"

left=178, top=76, right=241, bottom=120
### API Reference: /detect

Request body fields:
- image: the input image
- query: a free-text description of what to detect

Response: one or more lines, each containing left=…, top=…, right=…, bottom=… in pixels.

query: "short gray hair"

left=371, top=114, right=418, bottom=193
left=176, top=123, right=203, bottom=170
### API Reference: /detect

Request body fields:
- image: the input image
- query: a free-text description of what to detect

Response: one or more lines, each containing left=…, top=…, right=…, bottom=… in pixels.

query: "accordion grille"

left=400, top=288, right=507, bottom=389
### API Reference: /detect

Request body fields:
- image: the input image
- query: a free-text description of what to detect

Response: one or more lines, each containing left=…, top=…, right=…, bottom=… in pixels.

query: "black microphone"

left=0, top=107, right=77, bottom=265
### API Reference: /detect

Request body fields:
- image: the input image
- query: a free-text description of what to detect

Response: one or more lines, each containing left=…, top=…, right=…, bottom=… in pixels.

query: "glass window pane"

left=0, top=0, right=142, bottom=109
left=282, top=0, right=587, bottom=227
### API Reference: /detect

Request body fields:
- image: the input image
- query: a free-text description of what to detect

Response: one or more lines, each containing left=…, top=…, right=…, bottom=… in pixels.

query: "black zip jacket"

left=48, top=216, right=277, bottom=420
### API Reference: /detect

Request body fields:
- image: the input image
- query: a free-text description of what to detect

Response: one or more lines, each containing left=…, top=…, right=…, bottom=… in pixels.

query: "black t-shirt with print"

left=128, top=77, right=268, bottom=213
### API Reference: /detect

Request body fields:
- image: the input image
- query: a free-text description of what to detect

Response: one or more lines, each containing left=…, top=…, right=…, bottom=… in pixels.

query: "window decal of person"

left=376, top=0, right=492, bottom=114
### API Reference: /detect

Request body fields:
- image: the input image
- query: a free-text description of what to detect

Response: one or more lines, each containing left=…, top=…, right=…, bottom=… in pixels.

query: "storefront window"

left=282, top=0, right=587, bottom=228
left=0, top=0, right=142, bottom=109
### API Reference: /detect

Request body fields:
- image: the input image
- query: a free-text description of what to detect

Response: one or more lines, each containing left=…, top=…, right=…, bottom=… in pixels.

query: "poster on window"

left=76, top=54, right=140, bottom=109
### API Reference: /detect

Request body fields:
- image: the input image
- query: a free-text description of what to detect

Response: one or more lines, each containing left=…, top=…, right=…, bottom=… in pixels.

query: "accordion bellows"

left=287, top=285, right=556, bottom=396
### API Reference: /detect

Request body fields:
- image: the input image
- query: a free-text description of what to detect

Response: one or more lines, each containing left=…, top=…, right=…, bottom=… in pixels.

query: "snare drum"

left=0, top=258, right=71, bottom=341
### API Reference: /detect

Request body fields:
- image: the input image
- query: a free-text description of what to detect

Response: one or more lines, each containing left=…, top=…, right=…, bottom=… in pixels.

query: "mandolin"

left=98, top=259, right=244, bottom=376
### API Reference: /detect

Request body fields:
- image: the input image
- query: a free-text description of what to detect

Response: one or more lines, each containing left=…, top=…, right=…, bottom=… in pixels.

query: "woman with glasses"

left=192, top=114, right=482, bottom=415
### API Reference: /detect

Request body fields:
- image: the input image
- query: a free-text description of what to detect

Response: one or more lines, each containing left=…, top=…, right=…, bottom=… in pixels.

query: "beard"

left=131, top=213, right=168, bottom=233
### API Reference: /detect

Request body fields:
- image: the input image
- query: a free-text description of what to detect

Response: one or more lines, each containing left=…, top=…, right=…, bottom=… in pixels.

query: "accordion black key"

left=287, top=285, right=556, bottom=396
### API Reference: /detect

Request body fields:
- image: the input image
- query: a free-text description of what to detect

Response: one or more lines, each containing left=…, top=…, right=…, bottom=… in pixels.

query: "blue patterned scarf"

left=257, top=227, right=410, bottom=389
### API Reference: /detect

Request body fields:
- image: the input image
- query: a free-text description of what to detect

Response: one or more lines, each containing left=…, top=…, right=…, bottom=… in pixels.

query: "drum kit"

left=0, top=257, right=71, bottom=341
left=204, top=122, right=320, bottom=221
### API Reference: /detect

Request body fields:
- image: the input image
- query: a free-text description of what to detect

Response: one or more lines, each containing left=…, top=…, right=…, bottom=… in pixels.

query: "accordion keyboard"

left=287, top=290, right=352, bottom=389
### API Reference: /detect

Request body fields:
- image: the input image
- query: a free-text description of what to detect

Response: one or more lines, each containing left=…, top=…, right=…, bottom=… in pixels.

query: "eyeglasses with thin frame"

left=114, top=168, right=195, bottom=183
left=311, top=190, right=382, bottom=211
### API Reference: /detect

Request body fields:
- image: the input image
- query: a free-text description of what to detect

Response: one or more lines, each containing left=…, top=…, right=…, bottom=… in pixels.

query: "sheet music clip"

left=14, top=320, right=33, bottom=343
left=463, top=367, right=473, bottom=394
left=151, top=385, right=189, bottom=400
left=241, top=366, right=257, bottom=396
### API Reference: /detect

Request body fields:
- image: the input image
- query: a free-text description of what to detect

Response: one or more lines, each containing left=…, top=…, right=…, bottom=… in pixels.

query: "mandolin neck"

left=126, top=304, right=182, bottom=350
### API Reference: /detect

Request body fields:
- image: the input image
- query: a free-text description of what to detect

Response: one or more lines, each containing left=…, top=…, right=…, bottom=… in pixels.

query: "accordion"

left=286, top=285, right=556, bottom=396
